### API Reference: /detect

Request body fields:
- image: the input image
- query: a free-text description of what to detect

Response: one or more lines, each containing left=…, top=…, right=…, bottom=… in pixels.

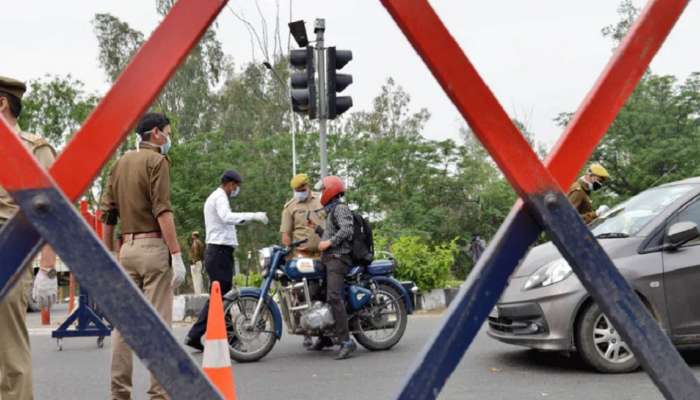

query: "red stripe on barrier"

left=0, top=119, right=51, bottom=191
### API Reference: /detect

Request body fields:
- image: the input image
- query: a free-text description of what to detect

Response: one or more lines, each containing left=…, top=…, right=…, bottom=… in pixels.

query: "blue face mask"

left=294, top=190, right=309, bottom=202
left=160, top=134, right=172, bottom=155
left=229, top=186, right=240, bottom=198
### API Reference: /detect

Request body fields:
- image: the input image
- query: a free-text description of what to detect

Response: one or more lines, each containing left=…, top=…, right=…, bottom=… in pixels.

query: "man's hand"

left=33, top=269, right=58, bottom=308
left=252, top=212, right=269, bottom=225
left=319, top=240, right=332, bottom=252
left=171, top=253, right=186, bottom=288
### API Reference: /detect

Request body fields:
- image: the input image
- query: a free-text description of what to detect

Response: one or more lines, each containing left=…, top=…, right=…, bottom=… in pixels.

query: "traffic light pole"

left=315, top=18, right=328, bottom=178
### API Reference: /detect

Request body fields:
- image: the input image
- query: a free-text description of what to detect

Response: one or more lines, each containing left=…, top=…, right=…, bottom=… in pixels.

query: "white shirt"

left=203, top=187, right=256, bottom=247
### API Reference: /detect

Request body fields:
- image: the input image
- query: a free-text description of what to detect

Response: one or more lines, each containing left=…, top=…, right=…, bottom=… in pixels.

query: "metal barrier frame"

left=0, top=0, right=229, bottom=398
left=380, top=0, right=699, bottom=399
left=0, top=0, right=696, bottom=399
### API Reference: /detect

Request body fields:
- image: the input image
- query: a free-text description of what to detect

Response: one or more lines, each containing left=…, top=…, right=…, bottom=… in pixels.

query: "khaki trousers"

left=190, top=261, right=203, bottom=295
left=0, top=265, right=33, bottom=400
left=112, top=238, right=173, bottom=400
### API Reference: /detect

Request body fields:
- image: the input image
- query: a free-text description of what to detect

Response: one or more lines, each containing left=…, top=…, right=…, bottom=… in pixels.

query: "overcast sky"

left=2, top=1, right=699, bottom=148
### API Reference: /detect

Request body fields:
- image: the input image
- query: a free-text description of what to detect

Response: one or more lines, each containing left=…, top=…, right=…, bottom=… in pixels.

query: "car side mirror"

left=666, top=221, right=700, bottom=249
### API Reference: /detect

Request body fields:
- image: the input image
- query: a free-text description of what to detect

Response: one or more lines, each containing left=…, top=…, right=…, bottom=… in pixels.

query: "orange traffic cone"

left=203, top=281, right=237, bottom=400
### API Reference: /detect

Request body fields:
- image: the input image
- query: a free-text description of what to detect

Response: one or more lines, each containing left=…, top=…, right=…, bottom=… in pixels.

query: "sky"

left=2, top=1, right=699, bottom=149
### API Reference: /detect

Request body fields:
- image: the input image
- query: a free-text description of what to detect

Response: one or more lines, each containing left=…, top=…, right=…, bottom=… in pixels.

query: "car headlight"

left=522, top=259, right=573, bottom=291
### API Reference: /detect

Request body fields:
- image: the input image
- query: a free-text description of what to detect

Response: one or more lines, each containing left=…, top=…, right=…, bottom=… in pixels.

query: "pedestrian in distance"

left=185, top=169, right=269, bottom=351
left=0, top=76, right=59, bottom=400
left=100, top=112, right=187, bottom=400
left=189, top=231, right=205, bottom=295
left=469, top=232, right=486, bottom=264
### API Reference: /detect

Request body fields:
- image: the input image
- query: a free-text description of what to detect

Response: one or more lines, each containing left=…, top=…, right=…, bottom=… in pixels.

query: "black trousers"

left=321, top=254, right=350, bottom=342
left=187, top=244, right=235, bottom=342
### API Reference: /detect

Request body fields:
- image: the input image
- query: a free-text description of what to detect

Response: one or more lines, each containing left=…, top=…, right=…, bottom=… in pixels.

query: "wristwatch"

left=40, top=267, right=57, bottom=279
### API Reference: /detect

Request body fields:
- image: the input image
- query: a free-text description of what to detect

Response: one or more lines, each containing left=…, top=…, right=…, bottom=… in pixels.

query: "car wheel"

left=575, top=303, right=639, bottom=373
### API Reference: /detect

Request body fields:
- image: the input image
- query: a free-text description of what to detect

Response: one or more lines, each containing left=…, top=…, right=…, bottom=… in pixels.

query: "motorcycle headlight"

left=258, top=247, right=273, bottom=274
left=522, top=259, right=573, bottom=291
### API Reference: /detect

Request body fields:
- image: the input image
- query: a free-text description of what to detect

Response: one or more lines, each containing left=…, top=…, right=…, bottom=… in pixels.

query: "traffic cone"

left=203, top=281, right=237, bottom=400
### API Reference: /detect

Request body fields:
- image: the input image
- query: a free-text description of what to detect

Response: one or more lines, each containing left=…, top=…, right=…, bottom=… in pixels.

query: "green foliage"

left=388, top=235, right=457, bottom=292
left=233, top=272, right=263, bottom=288
left=18, top=75, right=99, bottom=146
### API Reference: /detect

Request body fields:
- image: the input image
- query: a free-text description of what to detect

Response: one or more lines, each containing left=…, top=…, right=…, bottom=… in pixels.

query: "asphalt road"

left=29, top=312, right=700, bottom=400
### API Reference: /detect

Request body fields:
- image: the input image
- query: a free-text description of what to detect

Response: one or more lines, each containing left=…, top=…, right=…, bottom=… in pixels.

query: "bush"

left=233, top=272, right=263, bottom=288
left=389, top=235, right=456, bottom=292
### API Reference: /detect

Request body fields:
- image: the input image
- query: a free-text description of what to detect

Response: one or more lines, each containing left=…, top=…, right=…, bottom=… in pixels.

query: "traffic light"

left=326, top=47, right=353, bottom=119
left=289, top=46, right=317, bottom=119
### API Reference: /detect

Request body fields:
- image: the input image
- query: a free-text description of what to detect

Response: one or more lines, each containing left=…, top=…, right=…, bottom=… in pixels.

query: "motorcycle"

left=222, top=239, right=417, bottom=362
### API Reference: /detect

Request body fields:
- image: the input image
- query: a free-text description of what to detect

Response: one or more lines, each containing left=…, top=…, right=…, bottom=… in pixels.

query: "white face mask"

left=160, top=134, right=172, bottom=155
left=229, top=186, right=240, bottom=198
left=294, top=190, right=309, bottom=202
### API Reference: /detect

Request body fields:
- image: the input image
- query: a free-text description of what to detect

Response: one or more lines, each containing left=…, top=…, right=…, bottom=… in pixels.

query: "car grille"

left=488, top=303, right=548, bottom=335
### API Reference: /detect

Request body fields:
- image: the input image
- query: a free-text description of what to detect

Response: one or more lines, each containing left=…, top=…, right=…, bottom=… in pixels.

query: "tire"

left=224, top=295, right=277, bottom=363
left=575, top=303, right=640, bottom=373
left=353, top=284, right=408, bottom=351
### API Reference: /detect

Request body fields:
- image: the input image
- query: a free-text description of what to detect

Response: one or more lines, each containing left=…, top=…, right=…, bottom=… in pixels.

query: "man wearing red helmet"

left=308, top=175, right=357, bottom=359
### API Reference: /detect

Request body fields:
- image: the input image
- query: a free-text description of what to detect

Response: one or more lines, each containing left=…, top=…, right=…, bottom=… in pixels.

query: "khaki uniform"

left=189, top=238, right=205, bottom=295
left=568, top=180, right=597, bottom=224
left=280, top=192, right=324, bottom=258
left=100, top=142, right=173, bottom=400
left=0, top=129, right=55, bottom=400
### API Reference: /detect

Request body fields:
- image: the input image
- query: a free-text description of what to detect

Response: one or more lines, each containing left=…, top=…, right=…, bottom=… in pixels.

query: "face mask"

left=229, top=186, right=240, bottom=198
left=592, top=181, right=603, bottom=191
left=160, top=134, right=172, bottom=155
left=294, top=190, right=309, bottom=202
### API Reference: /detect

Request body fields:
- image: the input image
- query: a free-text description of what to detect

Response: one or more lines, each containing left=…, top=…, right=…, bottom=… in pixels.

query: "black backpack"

left=330, top=206, right=374, bottom=266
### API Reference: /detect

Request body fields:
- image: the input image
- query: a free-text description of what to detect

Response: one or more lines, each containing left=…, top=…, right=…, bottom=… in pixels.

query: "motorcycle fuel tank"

left=284, top=258, right=323, bottom=280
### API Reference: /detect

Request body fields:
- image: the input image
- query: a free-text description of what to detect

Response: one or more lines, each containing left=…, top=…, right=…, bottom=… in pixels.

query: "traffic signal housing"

left=289, top=46, right=317, bottom=119
left=326, top=47, right=353, bottom=119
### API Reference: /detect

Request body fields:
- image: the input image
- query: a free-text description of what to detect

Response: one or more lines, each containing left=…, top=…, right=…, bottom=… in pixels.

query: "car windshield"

left=591, top=184, right=695, bottom=237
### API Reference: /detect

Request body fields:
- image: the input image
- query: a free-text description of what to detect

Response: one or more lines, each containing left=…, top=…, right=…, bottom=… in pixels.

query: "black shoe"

left=302, top=336, right=313, bottom=348
left=185, top=336, right=204, bottom=352
left=334, top=339, right=357, bottom=360
left=308, top=336, right=334, bottom=351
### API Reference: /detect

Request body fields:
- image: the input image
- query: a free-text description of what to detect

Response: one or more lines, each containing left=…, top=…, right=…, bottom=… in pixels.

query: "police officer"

left=280, top=173, right=324, bottom=257
left=100, top=112, right=186, bottom=400
left=0, top=76, right=58, bottom=400
left=280, top=173, right=324, bottom=348
left=568, top=163, right=611, bottom=224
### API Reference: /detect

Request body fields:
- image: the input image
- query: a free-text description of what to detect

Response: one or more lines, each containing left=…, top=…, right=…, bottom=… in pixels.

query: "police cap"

left=0, top=76, right=26, bottom=100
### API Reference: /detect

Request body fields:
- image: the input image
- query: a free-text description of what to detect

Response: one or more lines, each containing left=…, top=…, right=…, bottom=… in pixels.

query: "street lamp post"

left=263, top=61, right=297, bottom=176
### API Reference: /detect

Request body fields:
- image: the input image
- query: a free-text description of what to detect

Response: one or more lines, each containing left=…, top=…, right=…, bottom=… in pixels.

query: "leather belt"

left=123, top=232, right=162, bottom=240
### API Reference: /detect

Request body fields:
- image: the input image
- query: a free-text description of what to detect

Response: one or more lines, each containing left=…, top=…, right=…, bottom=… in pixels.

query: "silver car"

left=488, top=177, right=700, bottom=373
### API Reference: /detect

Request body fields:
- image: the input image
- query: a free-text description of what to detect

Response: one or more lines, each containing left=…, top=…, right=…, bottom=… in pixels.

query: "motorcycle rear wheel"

left=224, top=296, right=277, bottom=363
left=352, top=284, right=407, bottom=351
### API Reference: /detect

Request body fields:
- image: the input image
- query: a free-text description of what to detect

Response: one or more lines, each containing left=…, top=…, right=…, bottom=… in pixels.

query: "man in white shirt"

left=185, top=170, right=268, bottom=350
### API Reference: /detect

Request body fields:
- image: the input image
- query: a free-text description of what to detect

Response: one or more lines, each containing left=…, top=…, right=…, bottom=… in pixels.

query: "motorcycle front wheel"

left=352, top=284, right=407, bottom=351
left=224, top=295, right=277, bottom=362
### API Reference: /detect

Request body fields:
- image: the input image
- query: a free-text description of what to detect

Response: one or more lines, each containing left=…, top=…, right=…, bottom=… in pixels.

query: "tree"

left=556, top=1, right=700, bottom=204
left=18, top=75, right=99, bottom=146
left=92, top=9, right=224, bottom=139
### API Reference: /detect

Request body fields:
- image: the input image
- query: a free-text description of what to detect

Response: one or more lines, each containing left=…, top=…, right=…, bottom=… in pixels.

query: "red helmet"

left=320, top=176, right=346, bottom=206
